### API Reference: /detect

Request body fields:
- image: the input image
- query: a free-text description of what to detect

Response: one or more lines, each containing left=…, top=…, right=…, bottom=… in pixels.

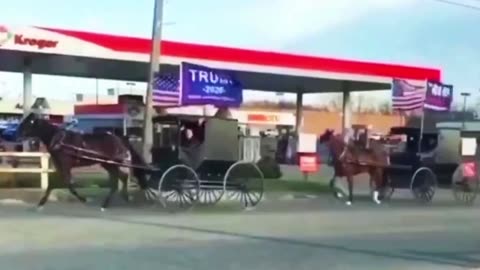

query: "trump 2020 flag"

left=180, top=62, right=243, bottom=107
left=424, top=81, right=453, bottom=111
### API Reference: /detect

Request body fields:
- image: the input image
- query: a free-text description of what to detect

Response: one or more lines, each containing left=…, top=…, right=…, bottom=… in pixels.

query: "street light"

left=461, top=92, right=471, bottom=130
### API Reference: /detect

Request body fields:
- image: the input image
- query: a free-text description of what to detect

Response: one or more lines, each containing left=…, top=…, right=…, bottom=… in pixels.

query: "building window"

left=76, top=94, right=84, bottom=102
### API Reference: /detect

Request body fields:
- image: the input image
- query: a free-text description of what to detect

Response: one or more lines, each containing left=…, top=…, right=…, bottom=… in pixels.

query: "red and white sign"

left=0, top=26, right=58, bottom=50
left=299, top=154, right=319, bottom=173
left=230, top=110, right=296, bottom=127
left=247, top=113, right=279, bottom=123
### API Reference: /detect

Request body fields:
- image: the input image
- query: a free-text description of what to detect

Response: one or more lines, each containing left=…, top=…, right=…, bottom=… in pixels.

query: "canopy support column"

left=23, top=58, right=33, bottom=116
left=342, top=82, right=352, bottom=133
left=295, top=91, right=303, bottom=136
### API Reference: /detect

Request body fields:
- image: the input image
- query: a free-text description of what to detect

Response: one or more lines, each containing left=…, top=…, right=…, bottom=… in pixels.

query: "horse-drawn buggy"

left=380, top=127, right=439, bottom=203
left=15, top=112, right=264, bottom=211
left=150, top=114, right=264, bottom=210
left=320, top=123, right=480, bottom=205
left=437, top=122, right=480, bottom=204
left=377, top=124, right=480, bottom=204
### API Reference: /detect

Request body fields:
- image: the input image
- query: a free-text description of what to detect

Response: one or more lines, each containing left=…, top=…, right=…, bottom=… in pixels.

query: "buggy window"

left=179, top=119, right=206, bottom=146
left=153, top=123, right=179, bottom=147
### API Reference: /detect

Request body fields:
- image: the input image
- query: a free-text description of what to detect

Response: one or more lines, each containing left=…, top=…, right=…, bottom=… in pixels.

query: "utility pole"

left=142, top=0, right=164, bottom=162
left=95, top=78, right=99, bottom=105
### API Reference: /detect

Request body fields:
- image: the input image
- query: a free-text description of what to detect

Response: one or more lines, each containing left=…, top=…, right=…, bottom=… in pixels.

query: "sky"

left=0, top=0, right=479, bottom=108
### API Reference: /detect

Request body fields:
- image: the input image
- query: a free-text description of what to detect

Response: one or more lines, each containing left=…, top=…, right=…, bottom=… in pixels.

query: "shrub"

left=256, top=156, right=282, bottom=179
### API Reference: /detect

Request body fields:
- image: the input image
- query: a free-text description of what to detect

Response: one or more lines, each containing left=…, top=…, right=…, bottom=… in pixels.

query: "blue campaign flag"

left=180, top=62, right=243, bottom=107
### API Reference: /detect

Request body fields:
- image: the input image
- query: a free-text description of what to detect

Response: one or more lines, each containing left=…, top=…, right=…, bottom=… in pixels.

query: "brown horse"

left=319, top=129, right=389, bottom=205
left=16, top=113, right=156, bottom=211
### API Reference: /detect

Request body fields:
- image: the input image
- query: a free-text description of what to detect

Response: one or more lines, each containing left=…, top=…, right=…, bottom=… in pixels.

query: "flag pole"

left=417, top=80, right=428, bottom=154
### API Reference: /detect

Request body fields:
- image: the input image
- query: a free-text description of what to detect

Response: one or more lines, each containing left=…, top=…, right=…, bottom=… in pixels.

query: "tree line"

left=243, top=94, right=477, bottom=114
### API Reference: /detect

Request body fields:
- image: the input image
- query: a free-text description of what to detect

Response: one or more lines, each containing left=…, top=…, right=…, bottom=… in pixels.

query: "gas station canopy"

left=0, top=25, right=441, bottom=93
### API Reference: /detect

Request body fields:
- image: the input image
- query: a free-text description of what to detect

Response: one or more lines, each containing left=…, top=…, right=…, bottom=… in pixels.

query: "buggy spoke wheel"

left=158, top=165, right=200, bottom=210
left=452, top=164, right=479, bottom=205
left=224, top=161, right=264, bottom=209
left=197, top=188, right=224, bottom=205
left=410, top=167, right=437, bottom=203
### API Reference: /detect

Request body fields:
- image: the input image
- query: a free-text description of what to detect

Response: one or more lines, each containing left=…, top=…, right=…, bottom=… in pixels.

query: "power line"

left=430, top=0, right=480, bottom=11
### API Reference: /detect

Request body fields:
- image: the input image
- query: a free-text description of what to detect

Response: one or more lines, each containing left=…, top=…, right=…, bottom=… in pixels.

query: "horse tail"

left=121, top=137, right=151, bottom=190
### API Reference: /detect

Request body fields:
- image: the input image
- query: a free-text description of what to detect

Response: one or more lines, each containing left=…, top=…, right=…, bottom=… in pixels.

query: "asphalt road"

left=0, top=190, right=479, bottom=270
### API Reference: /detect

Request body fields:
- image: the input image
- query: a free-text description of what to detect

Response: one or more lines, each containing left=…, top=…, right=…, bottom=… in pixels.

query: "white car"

left=369, top=132, right=383, bottom=140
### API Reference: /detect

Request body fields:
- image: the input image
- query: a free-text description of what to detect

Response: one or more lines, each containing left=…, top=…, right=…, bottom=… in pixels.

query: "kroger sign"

left=0, top=26, right=58, bottom=49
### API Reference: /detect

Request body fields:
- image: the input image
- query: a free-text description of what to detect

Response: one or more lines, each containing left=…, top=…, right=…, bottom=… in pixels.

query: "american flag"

left=152, top=73, right=180, bottom=107
left=391, top=79, right=426, bottom=111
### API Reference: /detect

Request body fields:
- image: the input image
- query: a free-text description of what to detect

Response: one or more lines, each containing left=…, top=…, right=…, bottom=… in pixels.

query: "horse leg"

left=346, top=173, right=354, bottom=206
left=37, top=185, right=53, bottom=210
left=66, top=168, right=87, bottom=204
left=101, top=165, right=119, bottom=211
left=118, top=169, right=130, bottom=203
left=370, top=169, right=382, bottom=205
left=329, top=175, right=346, bottom=199
left=68, top=184, right=87, bottom=203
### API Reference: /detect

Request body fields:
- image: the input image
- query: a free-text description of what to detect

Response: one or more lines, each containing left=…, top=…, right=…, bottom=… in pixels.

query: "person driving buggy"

left=180, top=118, right=206, bottom=147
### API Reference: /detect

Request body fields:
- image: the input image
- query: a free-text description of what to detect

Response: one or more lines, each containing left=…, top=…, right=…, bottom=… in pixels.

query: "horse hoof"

left=100, top=208, right=106, bottom=212
left=36, top=206, right=44, bottom=212
left=345, top=201, right=352, bottom=206
left=158, top=199, right=167, bottom=209
left=373, top=191, right=381, bottom=205
left=335, top=192, right=344, bottom=199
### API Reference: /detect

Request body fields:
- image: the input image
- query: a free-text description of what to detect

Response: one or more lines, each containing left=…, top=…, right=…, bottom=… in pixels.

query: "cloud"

left=239, top=0, right=415, bottom=47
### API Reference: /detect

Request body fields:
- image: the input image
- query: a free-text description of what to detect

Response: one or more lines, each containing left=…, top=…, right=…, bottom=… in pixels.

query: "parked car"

left=1, top=123, right=19, bottom=142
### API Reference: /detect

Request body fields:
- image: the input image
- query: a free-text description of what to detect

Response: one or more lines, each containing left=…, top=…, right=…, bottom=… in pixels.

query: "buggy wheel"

left=197, top=188, right=224, bottom=205
left=224, top=161, right=264, bottom=209
left=158, top=165, right=200, bottom=210
left=452, top=164, right=479, bottom=205
left=410, top=167, right=437, bottom=203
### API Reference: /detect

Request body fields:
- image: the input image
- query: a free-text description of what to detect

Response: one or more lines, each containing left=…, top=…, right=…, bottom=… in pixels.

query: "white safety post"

left=40, top=154, right=50, bottom=190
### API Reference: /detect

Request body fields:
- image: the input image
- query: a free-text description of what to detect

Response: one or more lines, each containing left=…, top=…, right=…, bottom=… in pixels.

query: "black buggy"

left=150, top=114, right=264, bottom=210
left=377, top=126, right=480, bottom=204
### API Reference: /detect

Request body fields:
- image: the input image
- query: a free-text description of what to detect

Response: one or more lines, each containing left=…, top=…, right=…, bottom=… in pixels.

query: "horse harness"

left=338, top=140, right=373, bottom=166
left=49, top=129, right=130, bottom=163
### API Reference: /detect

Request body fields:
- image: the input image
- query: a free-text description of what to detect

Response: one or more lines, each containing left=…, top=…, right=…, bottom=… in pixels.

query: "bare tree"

left=327, top=95, right=343, bottom=112
left=378, top=100, right=392, bottom=115
left=355, top=94, right=364, bottom=113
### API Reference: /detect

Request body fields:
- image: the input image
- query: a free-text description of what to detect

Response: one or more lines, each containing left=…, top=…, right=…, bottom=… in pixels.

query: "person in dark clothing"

left=180, top=118, right=206, bottom=147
